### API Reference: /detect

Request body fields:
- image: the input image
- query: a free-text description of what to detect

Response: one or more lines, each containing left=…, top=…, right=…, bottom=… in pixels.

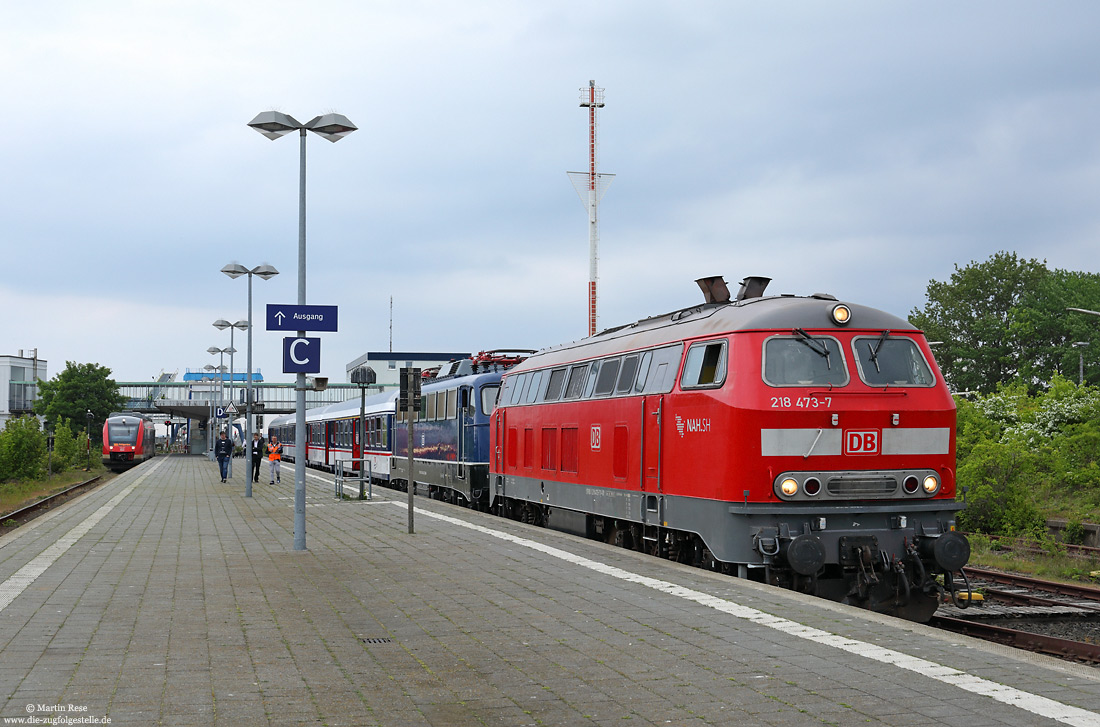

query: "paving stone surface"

left=1, top=454, right=1099, bottom=726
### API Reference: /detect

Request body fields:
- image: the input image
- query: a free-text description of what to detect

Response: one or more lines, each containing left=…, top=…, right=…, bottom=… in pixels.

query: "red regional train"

left=488, top=276, right=969, bottom=621
left=102, top=412, right=157, bottom=471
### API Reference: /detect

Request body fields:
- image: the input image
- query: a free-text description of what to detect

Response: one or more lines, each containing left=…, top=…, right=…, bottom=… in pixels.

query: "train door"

left=457, top=387, right=469, bottom=480
left=642, top=395, right=663, bottom=526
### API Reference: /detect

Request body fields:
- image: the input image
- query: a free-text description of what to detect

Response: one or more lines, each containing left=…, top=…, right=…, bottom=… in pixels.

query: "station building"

left=344, top=351, right=470, bottom=388
left=0, top=350, right=47, bottom=428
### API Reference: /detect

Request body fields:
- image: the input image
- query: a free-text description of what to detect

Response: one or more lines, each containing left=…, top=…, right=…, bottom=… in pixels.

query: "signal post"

left=400, top=367, right=421, bottom=534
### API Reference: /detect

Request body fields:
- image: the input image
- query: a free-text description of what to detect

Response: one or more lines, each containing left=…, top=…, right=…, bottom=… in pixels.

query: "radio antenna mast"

left=568, top=80, right=615, bottom=337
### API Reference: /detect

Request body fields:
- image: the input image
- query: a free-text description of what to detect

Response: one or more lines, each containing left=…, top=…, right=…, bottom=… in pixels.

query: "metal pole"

left=245, top=271, right=254, bottom=498
left=407, top=370, right=415, bottom=534
left=360, top=386, right=366, bottom=499
left=227, top=332, right=234, bottom=479
left=1081, top=351, right=1085, bottom=386
left=294, top=128, right=308, bottom=551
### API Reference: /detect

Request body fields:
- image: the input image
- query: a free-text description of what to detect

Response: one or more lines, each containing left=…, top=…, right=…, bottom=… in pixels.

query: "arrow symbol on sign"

left=275, top=311, right=286, bottom=325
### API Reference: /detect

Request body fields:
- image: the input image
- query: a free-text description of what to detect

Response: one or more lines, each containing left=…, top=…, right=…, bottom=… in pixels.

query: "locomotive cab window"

left=480, top=385, right=499, bottom=415
left=852, top=335, right=935, bottom=387
left=681, top=340, right=727, bottom=389
left=763, top=335, right=849, bottom=387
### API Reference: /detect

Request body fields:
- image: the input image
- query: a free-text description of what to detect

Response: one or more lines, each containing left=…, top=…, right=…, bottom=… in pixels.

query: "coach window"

left=681, top=340, right=727, bottom=389
left=763, top=335, right=848, bottom=387
left=563, top=364, right=588, bottom=400
left=594, top=357, right=621, bottom=396
left=616, top=355, right=639, bottom=394
left=543, top=368, right=567, bottom=402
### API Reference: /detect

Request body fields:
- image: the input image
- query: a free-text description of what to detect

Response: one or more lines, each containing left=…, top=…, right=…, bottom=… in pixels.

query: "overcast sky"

left=3, top=2, right=1099, bottom=385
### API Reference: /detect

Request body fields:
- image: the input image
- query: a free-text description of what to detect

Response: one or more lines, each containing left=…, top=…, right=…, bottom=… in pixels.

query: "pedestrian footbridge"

left=115, top=380, right=384, bottom=420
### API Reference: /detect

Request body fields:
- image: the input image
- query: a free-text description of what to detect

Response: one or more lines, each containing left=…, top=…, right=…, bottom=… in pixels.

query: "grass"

left=0, top=462, right=112, bottom=515
left=966, top=532, right=1100, bottom=586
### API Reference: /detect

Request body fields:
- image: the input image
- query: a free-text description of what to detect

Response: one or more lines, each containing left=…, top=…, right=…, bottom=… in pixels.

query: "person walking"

left=267, top=435, right=282, bottom=484
left=251, top=432, right=265, bottom=483
left=214, top=430, right=233, bottom=482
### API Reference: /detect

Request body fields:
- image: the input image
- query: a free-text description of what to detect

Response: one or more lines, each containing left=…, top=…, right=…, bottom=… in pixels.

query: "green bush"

left=48, top=418, right=78, bottom=474
left=956, top=440, right=1045, bottom=535
left=0, top=416, right=47, bottom=482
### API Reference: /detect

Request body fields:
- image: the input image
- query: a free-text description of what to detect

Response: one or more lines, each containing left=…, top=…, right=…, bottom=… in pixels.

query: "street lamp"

left=222, top=263, right=279, bottom=499
left=203, top=362, right=227, bottom=457
left=249, top=110, right=356, bottom=551
left=1073, top=341, right=1089, bottom=386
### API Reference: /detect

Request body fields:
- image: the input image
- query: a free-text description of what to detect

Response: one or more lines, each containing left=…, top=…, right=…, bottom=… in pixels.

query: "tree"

left=910, top=252, right=1100, bottom=394
left=49, top=418, right=79, bottom=474
left=34, top=362, right=125, bottom=443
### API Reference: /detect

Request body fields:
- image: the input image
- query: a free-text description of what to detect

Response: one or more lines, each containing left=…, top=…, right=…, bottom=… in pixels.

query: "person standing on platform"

left=214, top=430, right=233, bottom=482
left=267, top=435, right=282, bottom=484
left=251, top=432, right=265, bottom=483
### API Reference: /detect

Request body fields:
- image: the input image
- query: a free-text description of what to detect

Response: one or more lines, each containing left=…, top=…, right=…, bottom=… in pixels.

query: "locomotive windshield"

left=108, top=421, right=140, bottom=444
left=763, top=336, right=848, bottom=387
left=852, top=335, right=936, bottom=387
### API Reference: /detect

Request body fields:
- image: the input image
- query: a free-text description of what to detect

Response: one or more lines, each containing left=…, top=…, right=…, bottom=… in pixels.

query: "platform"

left=2, top=455, right=1100, bottom=726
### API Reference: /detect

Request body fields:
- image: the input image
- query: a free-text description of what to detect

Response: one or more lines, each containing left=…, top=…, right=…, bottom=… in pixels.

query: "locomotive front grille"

left=826, top=476, right=897, bottom=498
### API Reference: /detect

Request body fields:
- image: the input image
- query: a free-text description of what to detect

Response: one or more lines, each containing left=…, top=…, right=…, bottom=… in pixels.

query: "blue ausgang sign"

left=266, top=304, right=338, bottom=332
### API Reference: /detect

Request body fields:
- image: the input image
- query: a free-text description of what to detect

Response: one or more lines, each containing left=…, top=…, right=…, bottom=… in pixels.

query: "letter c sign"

left=844, top=430, right=879, bottom=455
left=282, top=337, right=321, bottom=373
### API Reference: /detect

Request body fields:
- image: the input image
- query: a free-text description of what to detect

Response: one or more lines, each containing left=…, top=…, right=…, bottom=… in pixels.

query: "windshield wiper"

left=867, top=330, right=890, bottom=373
left=793, top=328, right=831, bottom=369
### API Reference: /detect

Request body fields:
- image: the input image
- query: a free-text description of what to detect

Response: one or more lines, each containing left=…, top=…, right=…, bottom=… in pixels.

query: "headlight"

left=923, top=475, right=940, bottom=494
left=780, top=478, right=799, bottom=496
left=831, top=304, right=851, bottom=325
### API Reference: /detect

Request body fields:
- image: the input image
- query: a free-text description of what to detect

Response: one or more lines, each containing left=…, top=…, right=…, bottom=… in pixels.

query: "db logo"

left=844, top=430, right=879, bottom=455
left=590, top=425, right=601, bottom=451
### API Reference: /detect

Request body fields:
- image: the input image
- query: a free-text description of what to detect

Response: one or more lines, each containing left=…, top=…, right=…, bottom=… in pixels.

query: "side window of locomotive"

left=480, top=385, right=500, bottom=415
left=509, top=373, right=529, bottom=405
left=633, top=352, right=652, bottom=393
left=498, top=377, right=516, bottom=407
left=639, top=344, right=684, bottom=394
left=763, top=336, right=849, bottom=387
left=616, top=355, right=640, bottom=394
left=543, top=368, right=567, bottom=402
left=593, top=357, right=621, bottom=396
left=426, top=391, right=437, bottom=420
left=447, top=388, right=458, bottom=418
left=563, top=364, right=589, bottom=399
left=583, top=361, right=600, bottom=398
left=681, top=340, right=727, bottom=389
left=525, top=371, right=544, bottom=404
left=853, top=337, right=935, bottom=387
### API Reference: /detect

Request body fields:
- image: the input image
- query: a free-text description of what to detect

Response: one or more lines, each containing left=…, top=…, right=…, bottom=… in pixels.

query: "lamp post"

left=1073, top=341, right=1089, bottom=386
left=1066, top=308, right=1100, bottom=386
left=222, top=263, right=279, bottom=498
left=203, top=362, right=227, bottom=457
left=249, top=110, right=356, bottom=550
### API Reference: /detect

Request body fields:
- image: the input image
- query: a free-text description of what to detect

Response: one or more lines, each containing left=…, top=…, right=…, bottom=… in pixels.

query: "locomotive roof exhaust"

left=695, top=276, right=731, bottom=304
left=696, top=275, right=771, bottom=304
left=736, top=276, right=771, bottom=301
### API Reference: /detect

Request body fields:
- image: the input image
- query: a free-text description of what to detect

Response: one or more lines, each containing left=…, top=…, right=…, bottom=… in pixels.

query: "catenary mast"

left=568, top=80, right=614, bottom=337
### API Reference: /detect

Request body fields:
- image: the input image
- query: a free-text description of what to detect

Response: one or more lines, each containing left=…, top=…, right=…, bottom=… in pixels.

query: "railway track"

left=0, top=475, right=105, bottom=529
left=933, top=567, right=1100, bottom=664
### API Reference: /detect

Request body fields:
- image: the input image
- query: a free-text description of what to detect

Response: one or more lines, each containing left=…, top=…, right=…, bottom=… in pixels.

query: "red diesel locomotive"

left=489, top=276, right=969, bottom=621
left=102, top=412, right=157, bottom=471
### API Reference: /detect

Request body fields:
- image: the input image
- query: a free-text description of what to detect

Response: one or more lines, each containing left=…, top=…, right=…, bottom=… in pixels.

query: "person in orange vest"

left=267, top=435, right=282, bottom=484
